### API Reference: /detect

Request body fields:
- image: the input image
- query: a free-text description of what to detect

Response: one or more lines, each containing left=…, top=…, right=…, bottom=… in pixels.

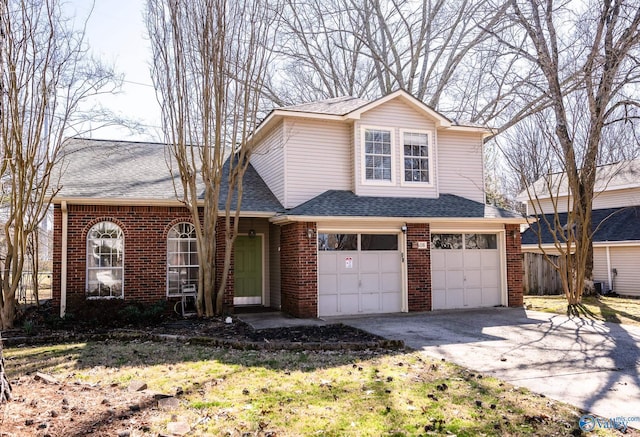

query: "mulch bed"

left=2, top=316, right=404, bottom=350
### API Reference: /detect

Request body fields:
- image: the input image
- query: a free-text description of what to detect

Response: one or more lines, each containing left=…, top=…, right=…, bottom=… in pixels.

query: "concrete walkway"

left=332, top=308, right=640, bottom=426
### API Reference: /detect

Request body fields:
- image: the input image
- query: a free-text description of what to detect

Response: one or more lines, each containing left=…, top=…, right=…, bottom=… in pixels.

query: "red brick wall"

left=407, top=223, right=432, bottom=311
left=280, top=222, right=317, bottom=318
left=215, top=219, right=235, bottom=312
left=505, top=224, right=524, bottom=307
left=52, top=203, right=220, bottom=315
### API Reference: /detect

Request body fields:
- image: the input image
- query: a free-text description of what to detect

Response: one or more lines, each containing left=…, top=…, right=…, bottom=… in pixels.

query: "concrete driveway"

left=334, top=307, right=640, bottom=425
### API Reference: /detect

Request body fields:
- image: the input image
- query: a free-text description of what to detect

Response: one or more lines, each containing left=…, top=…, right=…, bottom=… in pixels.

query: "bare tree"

left=269, top=0, right=518, bottom=125
left=496, top=0, right=640, bottom=310
left=0, top=0, right=119, bottom=330
left=147, top=0, right=278, bottom=316
left=0, top=334, right=9, bottom=402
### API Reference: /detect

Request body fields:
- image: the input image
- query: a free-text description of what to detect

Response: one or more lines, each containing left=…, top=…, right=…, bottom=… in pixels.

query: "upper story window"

left=364, top=128, right=392, bottom=182
left=86, top=221, right=124, bottom=299
left=402, top=131, right=432, bottom=184
left=167, top=222, right=199, bottom=297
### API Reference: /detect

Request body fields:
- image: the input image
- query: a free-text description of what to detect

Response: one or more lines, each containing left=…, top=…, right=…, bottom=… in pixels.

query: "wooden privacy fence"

left=523, top=253, right=564, bottom=295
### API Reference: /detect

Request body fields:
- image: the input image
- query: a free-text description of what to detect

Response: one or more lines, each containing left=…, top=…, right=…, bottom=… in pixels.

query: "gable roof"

left=521, top=206, right=640, bottom=245
left=517, top=159, right=640, bottom=202
left=255, top=90, right=491, bottom=139
left=275, top=190, right=523, bottom=222
left=53, top=138, right=283, bottom=213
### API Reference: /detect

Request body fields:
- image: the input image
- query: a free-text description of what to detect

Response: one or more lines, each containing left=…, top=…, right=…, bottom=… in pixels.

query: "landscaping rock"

left=34, top=372, right=58, bottom=385
left=167, top=421, right=190, bottom=436
left=158, top=396, right=180, bottom=410
left=128, top=381, right=148, bottom=392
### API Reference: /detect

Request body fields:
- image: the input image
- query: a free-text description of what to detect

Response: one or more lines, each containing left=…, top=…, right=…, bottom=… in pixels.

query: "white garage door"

left=431, top=233, right=501, bottom=310
left=318, top=233, right=402, bottom=316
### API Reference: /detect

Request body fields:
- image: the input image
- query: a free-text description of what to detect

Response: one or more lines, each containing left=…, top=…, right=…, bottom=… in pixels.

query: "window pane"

left=403, top=132, right=430, bottom=183
left=167, top=222, right=199, bottom=296
left=430, top=234, right=463, bottom=249
left=465, top=234, right=497, bottom=249
left=318, top=233, right=357, bottom=251
left=364, top=129, right=392, bottom=181
left=361, top=234, right=398, bottom=251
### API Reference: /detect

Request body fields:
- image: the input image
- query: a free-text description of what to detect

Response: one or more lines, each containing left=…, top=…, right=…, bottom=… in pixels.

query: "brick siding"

left=52, top=204, right=235, bottom=315
left=406, top=223, right=432, bottom=311
left=280, top=222, right=317, bottom=318
left=505, top=224, right=524, bottom=307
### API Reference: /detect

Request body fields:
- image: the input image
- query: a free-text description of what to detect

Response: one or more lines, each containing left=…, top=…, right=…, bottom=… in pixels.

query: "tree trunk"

left=0, top=333, right=11, bottom=403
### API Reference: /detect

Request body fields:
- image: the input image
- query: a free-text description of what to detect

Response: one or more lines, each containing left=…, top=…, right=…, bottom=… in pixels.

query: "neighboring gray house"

left=520, top=160, right=640, bottom=297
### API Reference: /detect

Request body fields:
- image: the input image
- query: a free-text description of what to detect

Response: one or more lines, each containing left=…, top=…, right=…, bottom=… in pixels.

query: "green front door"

left=234, top=235, right=263, bottom=305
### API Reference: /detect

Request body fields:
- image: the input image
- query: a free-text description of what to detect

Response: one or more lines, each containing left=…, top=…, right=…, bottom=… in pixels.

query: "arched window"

left=86, top=221, right=124, bottom=298
left=167, top=222, right=199, bottom=296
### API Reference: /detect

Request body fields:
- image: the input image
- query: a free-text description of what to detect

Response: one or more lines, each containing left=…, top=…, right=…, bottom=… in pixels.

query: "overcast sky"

left=68, top=0, right=162, bottom=142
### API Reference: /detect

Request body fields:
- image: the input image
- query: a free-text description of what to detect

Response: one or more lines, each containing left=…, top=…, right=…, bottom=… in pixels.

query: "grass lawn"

left=525, top=295, right=640, bottom=327
left=2, top=340, right=626, bottom=436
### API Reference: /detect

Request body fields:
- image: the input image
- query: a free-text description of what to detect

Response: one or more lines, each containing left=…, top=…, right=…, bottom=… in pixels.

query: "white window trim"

left=400, top=129, right=434, bottom=187
left=166, top=222, right=199, bottom=298
left=86, top=222, right=124, bottom=300
left=360, top=125, right=395, bottom=186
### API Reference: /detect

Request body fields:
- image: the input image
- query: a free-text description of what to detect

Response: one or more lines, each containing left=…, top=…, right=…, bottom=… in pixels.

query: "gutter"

left=269, top=214, right=528, bottom=225
left=60, top=201, right=68, bottom=318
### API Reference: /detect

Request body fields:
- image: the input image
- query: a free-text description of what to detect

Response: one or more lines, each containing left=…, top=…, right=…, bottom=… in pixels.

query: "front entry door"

left=234, top=235, right=263, bottom=305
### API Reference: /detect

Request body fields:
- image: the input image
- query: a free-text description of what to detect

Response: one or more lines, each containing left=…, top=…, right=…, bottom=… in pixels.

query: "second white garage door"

left=318, top=233, right=402, bottom=316
left=431, top=233, right=502, bottom=310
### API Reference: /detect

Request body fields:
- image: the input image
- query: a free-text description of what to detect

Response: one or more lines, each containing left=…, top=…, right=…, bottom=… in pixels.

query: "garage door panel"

left=381, top=272, right=401, bottom=292
left=382, top=292, right=402, bottom=312
left=481, top=269, right=499, bottom=287
left=379, top=252, right=401, bottom=272
left=360, top=292, right=380, bottom=312
left=337, top=273, right=359, bottom=293
left=481, top=250, right=500, bottom=268
left=359, top=253, right=380, bottom=272
left=483, top=287, right=501, bottom=306
left=465, top=288, right=482, bottom=307
left=360, top=272, right=380, bottom=292
left=447, top=288, right=464, bottom=308
left=445, top=251, right=464, bottom=269
left=339, top=294, right=359, bottom=314
left=432, top=290, right=446, bottom=309
left=318, top=295, right=338, bottom=316
left=318, top=273, right=338, bottom=294
left=318, top=253, right=338, bottom=274
left=464, top=252, right=482, bottom=269
left=464, top=269, right=482, bottom=285
left=446, top=270, right=464, bottom=288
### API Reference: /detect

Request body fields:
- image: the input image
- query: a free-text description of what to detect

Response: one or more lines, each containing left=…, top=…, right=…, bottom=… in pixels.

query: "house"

left=51, top=90, right=526, bottom=319
left=519, top=160, right=640, bottom=297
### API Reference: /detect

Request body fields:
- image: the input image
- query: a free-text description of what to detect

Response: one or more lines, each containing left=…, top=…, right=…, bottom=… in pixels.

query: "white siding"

left=354, top=99, right=438, bottom=198
left=593, top=187, right=640, bottom=209
left=593, top=247, right=610, bottom=291
left=526, top=187, right=640, bottom=214
left=250, top=121, right=285, bottom=205
left=610, top=246, right=640, bottom=297
left=437, top=131, right=485, bottom=203
left=284, top=118, right=352, bottom=208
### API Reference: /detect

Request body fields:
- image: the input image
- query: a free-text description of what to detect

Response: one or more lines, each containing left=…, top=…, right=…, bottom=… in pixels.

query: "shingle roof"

left=54, top=138, right=283, bottom=212
left=521, top=206, right=640, bottom=244
left=277, top=96, right=370, bottom=116
left=283, top=190, right=522, bottom=219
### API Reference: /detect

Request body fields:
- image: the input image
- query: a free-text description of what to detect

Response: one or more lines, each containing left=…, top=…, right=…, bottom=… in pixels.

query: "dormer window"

left=402, top=130, right=432, bottom=185
left=364, top=128, right=392, bottom=182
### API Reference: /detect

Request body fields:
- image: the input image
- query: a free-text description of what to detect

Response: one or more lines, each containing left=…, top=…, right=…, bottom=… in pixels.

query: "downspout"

left=60, top=201, right=68, bottom=318
left=605, top=246, right=612, bottom=292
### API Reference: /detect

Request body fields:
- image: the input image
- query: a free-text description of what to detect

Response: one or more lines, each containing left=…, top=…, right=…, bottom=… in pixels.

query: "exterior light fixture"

left=307, top=228, right=314, bottom=239
left=248, top=229, right=256, bottom=238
